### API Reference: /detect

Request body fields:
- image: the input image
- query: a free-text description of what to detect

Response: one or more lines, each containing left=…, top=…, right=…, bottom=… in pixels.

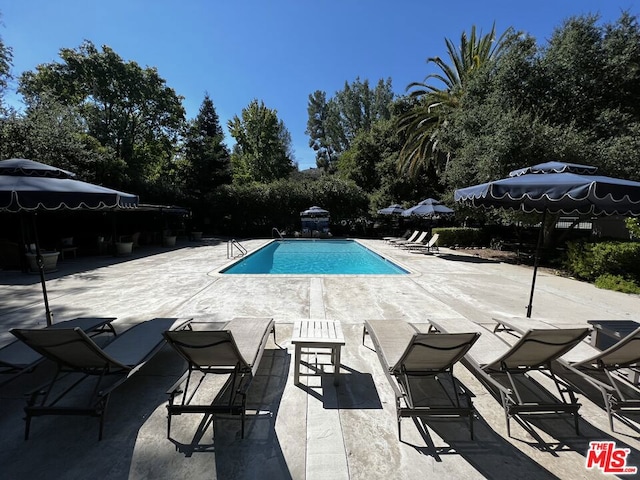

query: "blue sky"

left=0, top=1, right=638, bottom=170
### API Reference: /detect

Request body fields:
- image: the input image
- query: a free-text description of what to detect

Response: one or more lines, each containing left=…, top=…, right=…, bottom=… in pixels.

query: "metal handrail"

left=272, top=227, right=284, bottom=239
left=227, top=239, right=247, bottom=259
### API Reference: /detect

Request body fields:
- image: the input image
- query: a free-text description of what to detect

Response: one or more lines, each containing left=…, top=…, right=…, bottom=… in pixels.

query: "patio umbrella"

left=0, top=158, right=139, bottom=325
left=300, top=206, right=329, bottom=217
left=455, top=161, right=640, bottom=317
left=377, top=204, right=405, bottom=215
left=402, top=198, right=454, bottom=218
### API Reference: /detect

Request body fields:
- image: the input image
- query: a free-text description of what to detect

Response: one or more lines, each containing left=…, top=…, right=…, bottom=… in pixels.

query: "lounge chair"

left=406, top=233, right=440, bottom=253
left=363, top=319, right=480, bottom=439
left=560, top=327, right=640, bottom=431
left=492, top=316, right=640, bottom=431
left=429, top=317, right=590, bottom=436
left=163, top=317, right=275, bottom=439
left=11, top=317, right=191, bottom=440
left=391, top=230, right=421, bottom=246
left=520, top=321, right=640, bottom=432
left=0, top=317, right=116, bottom=386
left=383, top=229, right=411, bottom=243
left=399, top=231, right=429, bottom=250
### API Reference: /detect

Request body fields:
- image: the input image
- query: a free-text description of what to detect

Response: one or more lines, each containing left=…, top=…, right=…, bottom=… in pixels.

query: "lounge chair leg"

left=505, top=408, right=511, bottom=438
left=99, top=414, right=105, bottom=441
left=241, top=394, right=246, bottom=439
left=24, top=414, right=32, bottom=441
left=98, top=395, right=110, bottom=441
left=470, top=413, right=474, bottom=440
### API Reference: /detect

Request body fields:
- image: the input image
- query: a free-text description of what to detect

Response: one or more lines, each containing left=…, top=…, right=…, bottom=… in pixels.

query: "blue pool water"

left=221, top=239, right=408, bottom=275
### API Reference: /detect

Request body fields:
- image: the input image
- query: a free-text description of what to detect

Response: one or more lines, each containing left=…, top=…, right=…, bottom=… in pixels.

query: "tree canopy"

left=306, top=77, right=394, bottom=172
left=398, top=24, right=512, bottom=177
left=228, top=99, right=296, bottom=184
left=18, top=40, right=186, bottom=192
left=440, top=12, right=640, bottom=198
left=181, top=93, right=231, bottom=197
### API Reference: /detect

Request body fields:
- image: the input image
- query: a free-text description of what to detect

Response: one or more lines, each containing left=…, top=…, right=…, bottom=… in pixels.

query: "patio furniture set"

left=1, top=314, right=640, bottom=443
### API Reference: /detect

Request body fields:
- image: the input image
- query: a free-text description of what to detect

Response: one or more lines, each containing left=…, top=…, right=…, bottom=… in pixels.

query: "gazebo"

left=300, top=206, right=330, bottom=237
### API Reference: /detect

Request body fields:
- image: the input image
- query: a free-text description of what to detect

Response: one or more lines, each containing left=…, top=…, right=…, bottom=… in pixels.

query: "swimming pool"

left=221, top=239, right=409, bottom=275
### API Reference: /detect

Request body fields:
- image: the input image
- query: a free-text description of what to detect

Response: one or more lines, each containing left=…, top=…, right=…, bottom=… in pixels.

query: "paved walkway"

left=1, top=238, right=640, bottom=479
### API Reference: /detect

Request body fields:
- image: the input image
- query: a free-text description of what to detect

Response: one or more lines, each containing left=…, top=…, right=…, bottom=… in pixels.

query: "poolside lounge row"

left=1, top=314, right=640, bottom=442
left=384, top=230, right=440, bottom=253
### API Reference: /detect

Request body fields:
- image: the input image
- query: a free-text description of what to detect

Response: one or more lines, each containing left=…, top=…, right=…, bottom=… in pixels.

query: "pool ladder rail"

left=272, top=227, right=284, bottom=239
left=227, top=239, right=247, bottom=259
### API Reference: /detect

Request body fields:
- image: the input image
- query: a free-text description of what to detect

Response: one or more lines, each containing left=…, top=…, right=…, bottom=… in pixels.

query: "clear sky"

left=0, top=1, right=638, bottom=170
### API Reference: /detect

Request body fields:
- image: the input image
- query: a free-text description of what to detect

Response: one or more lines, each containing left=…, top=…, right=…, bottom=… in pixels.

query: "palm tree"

left=397, top=24, right=511, bottom=177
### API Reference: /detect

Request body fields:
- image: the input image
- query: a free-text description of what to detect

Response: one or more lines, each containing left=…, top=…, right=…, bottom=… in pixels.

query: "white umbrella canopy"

left=402, top=198, right=454, bottom=218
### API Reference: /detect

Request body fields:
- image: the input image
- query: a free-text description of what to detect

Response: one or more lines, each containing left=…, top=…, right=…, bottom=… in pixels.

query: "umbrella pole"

left=526, top=211, right=546, bottom=318
left=32, top=214, right=54, bottom=326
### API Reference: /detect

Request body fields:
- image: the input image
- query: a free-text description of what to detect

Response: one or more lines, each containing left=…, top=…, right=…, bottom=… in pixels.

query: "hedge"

left=432, top=227, right=486, bottom=247
left=565, top=241, right=640, bottom=282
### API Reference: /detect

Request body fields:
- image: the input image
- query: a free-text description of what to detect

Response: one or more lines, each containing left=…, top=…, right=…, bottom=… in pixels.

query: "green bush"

left=594, top=274, right=640, bottom=294
left=566, top=241, right=640, bottom=282
left=433, top=227, right=486, bottom=247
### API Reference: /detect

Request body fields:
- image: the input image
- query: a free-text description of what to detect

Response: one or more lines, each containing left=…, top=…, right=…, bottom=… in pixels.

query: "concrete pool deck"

left=1, top=237, right=640, bottom=479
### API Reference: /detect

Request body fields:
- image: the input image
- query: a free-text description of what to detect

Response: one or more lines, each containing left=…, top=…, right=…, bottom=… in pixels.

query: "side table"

left=291, top=320, right=345, bottom=386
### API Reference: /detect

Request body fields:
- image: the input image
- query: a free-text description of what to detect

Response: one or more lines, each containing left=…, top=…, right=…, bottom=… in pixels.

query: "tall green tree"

left=306, top=77, right=394, bottom=171
left=398, top=24, right=511, bottom=177
left=182, top=93, right=231, bottom=196
left=439, top=12, right=640, bottom=234
left=228, top=99, right=295, bottom=184
left=305, top=90, right=340, bottom=171
left=0, top=20, right=13, bottom=113
left=0, top=95, right=125, bottom=183
left=17, top=40, right=185, bottom=190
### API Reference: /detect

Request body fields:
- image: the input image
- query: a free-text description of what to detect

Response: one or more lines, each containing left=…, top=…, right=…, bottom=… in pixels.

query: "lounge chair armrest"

left=557, top=361, right=618, bottom=393
left=463, top=357, right=514, bottom=397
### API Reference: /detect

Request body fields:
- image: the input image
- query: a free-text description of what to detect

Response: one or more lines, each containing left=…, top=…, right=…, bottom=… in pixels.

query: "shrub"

left=595, top=274, right=640, bottom=294
left=566, top=241, right=640, bottom=282
left=433, top=227, right=486, bottom=247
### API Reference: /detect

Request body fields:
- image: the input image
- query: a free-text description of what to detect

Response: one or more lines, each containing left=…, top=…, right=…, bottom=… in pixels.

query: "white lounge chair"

left=406, top=233, right=440, bottom=253
left=399, top=231, right=429, bottom=249
left=391, top=230, right=421, bottom=246
left=383, top=229, right=412, bottom=243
